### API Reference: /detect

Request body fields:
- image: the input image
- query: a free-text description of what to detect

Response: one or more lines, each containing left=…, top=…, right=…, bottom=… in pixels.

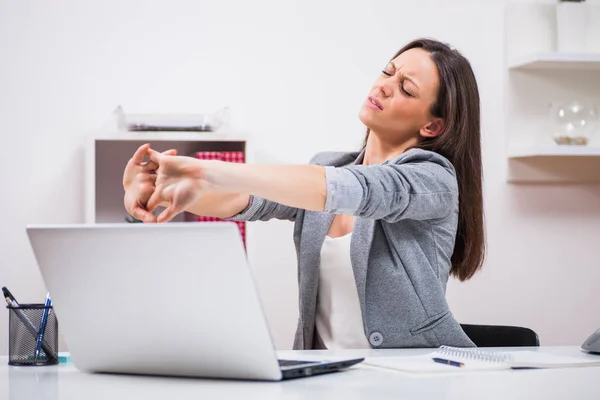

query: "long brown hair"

left=364, top=38, right=485, bottom=281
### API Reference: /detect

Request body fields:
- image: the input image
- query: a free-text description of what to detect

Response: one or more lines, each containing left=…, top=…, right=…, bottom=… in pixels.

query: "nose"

left=376, top=77, right=393, bottom=98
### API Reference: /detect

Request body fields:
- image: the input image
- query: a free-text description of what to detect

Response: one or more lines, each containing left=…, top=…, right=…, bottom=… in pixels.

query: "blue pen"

left=34, top=292, right=52, bottom=362
left=432, top=357, right=464, bottom=368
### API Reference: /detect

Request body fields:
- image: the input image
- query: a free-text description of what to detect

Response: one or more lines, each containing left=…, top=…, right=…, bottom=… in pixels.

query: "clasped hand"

left=123, top=143, right=208, bottom=223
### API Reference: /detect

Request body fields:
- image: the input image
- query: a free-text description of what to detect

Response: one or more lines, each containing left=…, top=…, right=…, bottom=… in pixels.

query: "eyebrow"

left=390, top=61, right=420, bottom=89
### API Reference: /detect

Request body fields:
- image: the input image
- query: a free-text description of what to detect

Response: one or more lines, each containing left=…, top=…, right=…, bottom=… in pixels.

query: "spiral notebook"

left=364, top=346, right=600, bottom=373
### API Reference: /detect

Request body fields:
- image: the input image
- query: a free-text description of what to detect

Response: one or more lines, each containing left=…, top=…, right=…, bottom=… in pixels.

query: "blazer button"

left=369, top=332, right=383, bottom=347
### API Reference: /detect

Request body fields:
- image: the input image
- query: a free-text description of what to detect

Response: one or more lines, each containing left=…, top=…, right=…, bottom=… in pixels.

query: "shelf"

left=508, top=146, right=600, bottom=158
left=504, top=3, right=600, bottom=183
left=92, top=130, right=246, bottom=142
left=508, top=53, right=600, bottom=70
left=507, top=146, right=600, bottom=182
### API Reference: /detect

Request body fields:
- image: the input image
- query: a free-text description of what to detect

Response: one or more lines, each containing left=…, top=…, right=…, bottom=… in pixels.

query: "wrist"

left=199, top=160, right=223, bottom=188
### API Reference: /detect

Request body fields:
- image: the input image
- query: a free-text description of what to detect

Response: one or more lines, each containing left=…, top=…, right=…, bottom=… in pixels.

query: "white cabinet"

left=85, top=131, right=247, bottom=224
left=505, top=4, right=600, bottom=183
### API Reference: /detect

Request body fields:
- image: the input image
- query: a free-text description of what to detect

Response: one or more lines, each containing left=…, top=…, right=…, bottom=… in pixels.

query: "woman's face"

left=359, top=47, right=443, bottom=143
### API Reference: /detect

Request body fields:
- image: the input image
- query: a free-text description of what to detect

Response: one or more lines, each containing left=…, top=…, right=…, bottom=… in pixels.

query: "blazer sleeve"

left=322, top=149, right=458, bottom=222
left=224, top=195, right=298, bottom=222
left=223, top=151, right=350, bottom=223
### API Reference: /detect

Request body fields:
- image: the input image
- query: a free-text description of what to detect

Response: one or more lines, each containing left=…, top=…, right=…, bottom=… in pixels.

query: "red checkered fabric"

left=193, top=151, right=246, bottom=246
left=220, top=151, right=245, bottom=163
left=194, top=151, right=223, bottom=161
left=194, top=151, right=245, bottom=163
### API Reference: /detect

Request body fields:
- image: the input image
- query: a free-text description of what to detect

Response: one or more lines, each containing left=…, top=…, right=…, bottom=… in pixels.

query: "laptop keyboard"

left=278, top=359, right=316, bottom=367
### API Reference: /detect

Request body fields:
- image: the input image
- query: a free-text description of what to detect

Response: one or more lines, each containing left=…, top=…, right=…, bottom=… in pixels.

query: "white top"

left=315, top=233, right=371, bottom=349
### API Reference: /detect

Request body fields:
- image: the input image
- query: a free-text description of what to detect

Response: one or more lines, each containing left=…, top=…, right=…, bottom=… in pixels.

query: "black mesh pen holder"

left=7, top=303, right=59, bottom=366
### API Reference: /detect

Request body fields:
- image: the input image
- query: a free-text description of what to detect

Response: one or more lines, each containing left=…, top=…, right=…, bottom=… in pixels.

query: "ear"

left=419, top=118, right=445, bottom=138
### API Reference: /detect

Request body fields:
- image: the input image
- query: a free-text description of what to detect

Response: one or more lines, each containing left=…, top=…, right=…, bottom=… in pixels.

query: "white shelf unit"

left=92, top=131, right=245, bottom=142
left=505, top=3, right=600, bottom=182
left=508, top=53, right=600, bottom=70
left=508, top=146, right=600, bottom=159
left=85, top=132, right=247, bottom=224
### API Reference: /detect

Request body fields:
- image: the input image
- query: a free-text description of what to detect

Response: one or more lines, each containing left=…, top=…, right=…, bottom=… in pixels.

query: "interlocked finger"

left=142, top=160, right=159, bottom=173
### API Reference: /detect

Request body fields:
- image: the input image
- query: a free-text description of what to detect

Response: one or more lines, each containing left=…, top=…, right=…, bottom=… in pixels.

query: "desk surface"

left=2, top=346, right=600, bottom=400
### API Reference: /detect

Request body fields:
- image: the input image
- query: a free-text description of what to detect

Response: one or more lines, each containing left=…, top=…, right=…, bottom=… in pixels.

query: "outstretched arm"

left=145, top=146, right=456, bottom=224
left=145, top=147, right=322, bottom=222
left=178, top=191, right=251, bottom=219
left=201, top=161, right=327, bottom=212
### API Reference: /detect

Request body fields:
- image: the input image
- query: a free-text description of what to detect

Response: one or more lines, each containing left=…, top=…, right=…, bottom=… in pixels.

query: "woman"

left=123, top=38, right=485, bottom=349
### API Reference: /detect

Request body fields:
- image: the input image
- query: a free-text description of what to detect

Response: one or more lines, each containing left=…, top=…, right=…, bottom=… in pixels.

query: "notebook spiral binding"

left=438, top=346, right=514, bottom=364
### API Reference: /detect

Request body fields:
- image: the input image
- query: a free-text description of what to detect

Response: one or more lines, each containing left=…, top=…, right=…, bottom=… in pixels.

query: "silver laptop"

left=26, top=222, right=363, bottom=380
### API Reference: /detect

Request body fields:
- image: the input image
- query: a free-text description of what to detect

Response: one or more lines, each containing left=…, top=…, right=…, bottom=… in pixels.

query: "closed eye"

left=382, top=68, right=414, bottom=97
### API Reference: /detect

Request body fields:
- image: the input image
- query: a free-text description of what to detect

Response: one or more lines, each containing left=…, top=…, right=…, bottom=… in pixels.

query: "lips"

left=368, top=96, right=383, bottom=111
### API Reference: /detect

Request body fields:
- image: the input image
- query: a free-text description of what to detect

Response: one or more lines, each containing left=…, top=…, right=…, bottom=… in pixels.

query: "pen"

left=34, top=292, right=52, bottom=362
left=2, top=287, right=19, bottom=305
left=432, top=357, right=464, bottom=368
left=2, top=287, right=57, bottom=362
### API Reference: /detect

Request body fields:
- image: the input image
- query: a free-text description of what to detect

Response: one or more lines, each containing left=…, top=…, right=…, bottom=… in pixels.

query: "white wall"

left=1, top=0, right=599, bottom=354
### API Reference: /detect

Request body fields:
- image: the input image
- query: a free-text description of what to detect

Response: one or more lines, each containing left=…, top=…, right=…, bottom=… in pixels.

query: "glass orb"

left=549, top=101, right=598, bottom=145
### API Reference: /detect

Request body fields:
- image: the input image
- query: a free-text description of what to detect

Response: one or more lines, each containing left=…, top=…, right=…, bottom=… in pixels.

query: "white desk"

left=2, top=346, right=599, bottom=400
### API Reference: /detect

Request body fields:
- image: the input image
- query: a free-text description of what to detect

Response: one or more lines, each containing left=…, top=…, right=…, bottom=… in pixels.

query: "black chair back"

left=460, top=324, right=540, bottom=347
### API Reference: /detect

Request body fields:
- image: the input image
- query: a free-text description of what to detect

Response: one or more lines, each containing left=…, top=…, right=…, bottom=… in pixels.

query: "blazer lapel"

left=298, top=149, right=368, bottom=347
left=351, top=217, right=375, bottom=325
left=298, top=210, right=334, bottom=341
left=300, top=146, right=363, bottom=295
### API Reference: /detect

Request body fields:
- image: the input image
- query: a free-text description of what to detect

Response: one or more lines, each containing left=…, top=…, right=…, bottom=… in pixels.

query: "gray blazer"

left=228, top=148, right=475, bottom=349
